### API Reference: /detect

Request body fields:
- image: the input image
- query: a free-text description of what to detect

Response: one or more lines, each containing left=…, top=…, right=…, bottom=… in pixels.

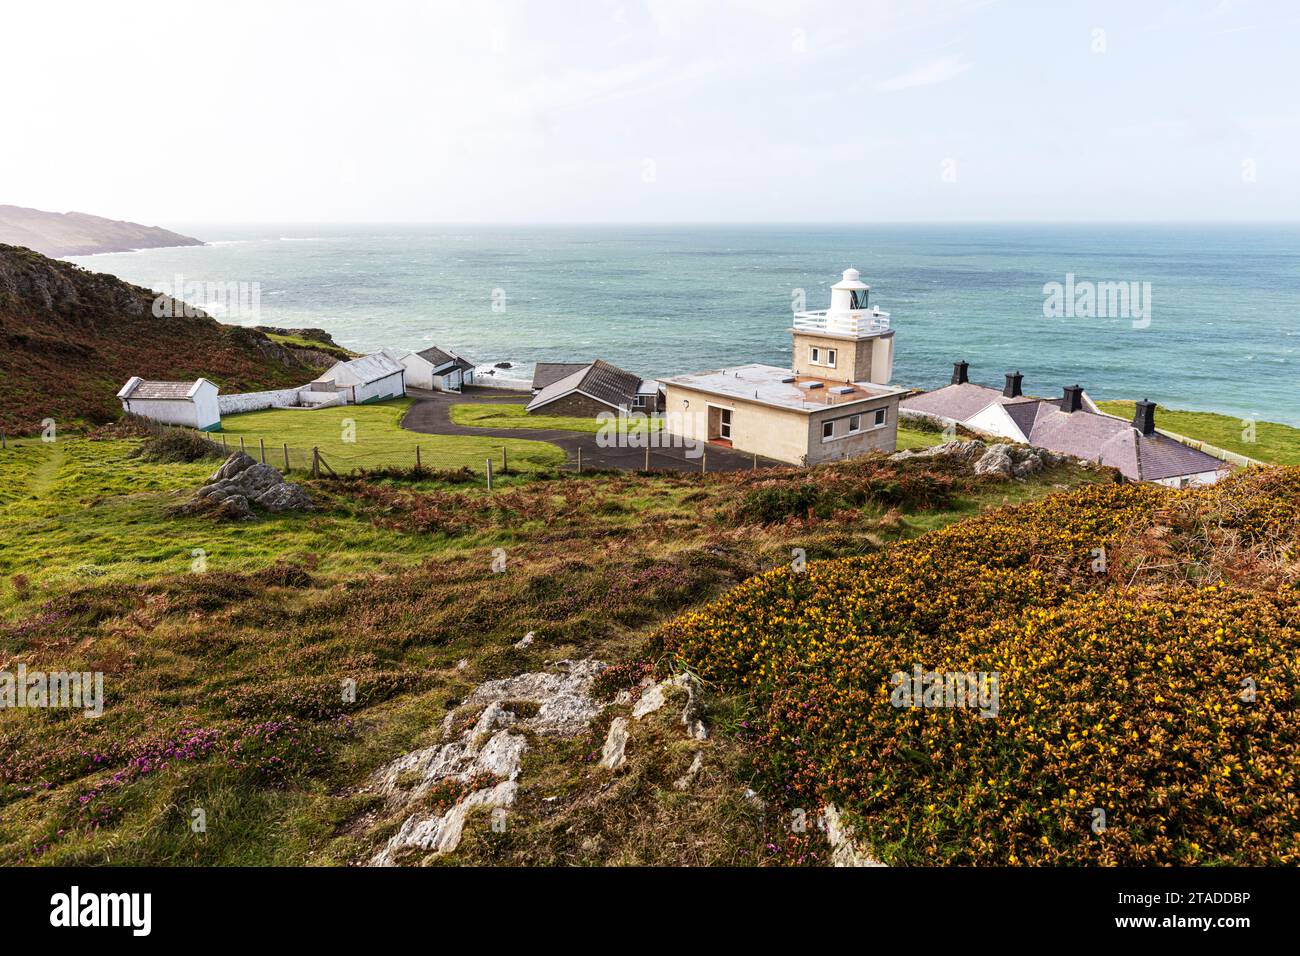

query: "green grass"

left=0, top=428, right=1109, bottom=867
left=450, top=402, right=662, bottom=434
left=219, top=399, right=566, bottom=473
left=264, top=332, right=355, bottom=361
left=1096, top=401, right=1300, bottom=465
left=0, top=438, right=475, bottom=601
left=895, top=424, right=949, bottom=451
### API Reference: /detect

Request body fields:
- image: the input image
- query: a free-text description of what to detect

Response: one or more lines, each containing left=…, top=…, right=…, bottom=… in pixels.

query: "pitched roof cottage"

left=117, top=377, right=221, bottom=431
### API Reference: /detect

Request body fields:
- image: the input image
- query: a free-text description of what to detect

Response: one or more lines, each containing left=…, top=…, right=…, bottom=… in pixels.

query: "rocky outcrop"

left=822, top=804, right=886, bottom=867
left=891, top=439, right=1070, bottom=479
left=182, top=452, right=313, bottom=519
left=367, top=660, right=607, bottom=865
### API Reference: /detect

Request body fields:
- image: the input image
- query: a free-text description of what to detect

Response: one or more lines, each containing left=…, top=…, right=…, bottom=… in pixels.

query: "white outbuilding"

left=309, top=353, right=406, bottom=404
left=382, top=346, right=476, bottom=392
left=117, top=377, right=222, bottom=431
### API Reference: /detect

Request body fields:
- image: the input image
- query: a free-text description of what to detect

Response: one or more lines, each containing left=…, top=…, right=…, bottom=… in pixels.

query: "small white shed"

left=311, top=353, right=406, bottom=404
left=118, top=378, right=222, bottom=431
left=389, top=345, right=475, bottom=392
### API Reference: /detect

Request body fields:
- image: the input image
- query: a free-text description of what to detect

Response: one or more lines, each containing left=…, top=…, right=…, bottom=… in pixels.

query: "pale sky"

left=2, top=0, right=1297, bottom=223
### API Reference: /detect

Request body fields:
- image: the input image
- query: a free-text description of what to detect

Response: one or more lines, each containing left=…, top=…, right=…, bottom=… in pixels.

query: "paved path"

left=400, top=386, right=781, bottom=474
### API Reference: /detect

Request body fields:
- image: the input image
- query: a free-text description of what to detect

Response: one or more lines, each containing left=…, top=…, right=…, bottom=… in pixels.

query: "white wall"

left=218, top=387, right=305, bottom=415
left=1153, top=469, right=1224, bottom=488
left=354, top=370, right=405, bottom=404
left=400, top=354, right=437, bottom=390
left=123, top=398, right=200, bottom=428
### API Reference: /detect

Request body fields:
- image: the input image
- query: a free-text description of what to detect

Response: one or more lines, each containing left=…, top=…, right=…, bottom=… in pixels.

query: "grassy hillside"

left=0, top=245, right=332, bottom=435
left=219, top=400, right=565, bottom=473
left=1097, top=400, right=1300, bottom=465
left=0, top=432, right=1110, bottom=865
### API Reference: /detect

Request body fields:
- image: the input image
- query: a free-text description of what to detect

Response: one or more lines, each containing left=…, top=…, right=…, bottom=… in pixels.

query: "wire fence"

left=1, top=417, right=764, bottom=485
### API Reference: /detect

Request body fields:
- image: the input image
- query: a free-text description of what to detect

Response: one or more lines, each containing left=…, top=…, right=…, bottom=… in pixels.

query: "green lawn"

left=1096, top=401, right=1300, bottom=466
left=219, top=399, right=566, bottom=473
left=450, top=402, right=662, bottom=434
left=263, top=332, right=355, bottom=360
left=895, top=424, right=949, bottom=451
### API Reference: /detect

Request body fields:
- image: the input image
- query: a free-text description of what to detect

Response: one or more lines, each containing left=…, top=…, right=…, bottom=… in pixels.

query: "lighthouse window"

left=851, top=289, right=870, bottom=309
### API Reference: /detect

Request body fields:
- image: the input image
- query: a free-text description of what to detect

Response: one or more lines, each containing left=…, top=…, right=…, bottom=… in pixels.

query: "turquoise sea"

left=70, top=224, right=1300, bottom=426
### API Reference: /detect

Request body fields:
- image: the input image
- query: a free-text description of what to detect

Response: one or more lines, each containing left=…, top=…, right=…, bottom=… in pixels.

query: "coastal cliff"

left=0, top=204, right=203, bottom=257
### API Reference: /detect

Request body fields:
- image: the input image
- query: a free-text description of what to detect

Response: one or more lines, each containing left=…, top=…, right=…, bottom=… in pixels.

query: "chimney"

left=1133, top=399, right=1157, bottom=436
left=1062, top=384, right=1083, bottom=413
left=951, top=361, right=969, bottom=385
left=1003, top=371, right=1023, bottom=398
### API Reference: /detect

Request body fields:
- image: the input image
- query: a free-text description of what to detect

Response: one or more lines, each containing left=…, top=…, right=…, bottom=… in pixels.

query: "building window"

left=848, top=414, right=861, bottom=433
left=809, top=346, right=836, bottom=369
left=822, top=420, right=834, bottom=441
left=633, top=394, right=646, bottom=408
left=874, top=408, right=887, bottom=427
left=720, top=408, right=733, bottom=440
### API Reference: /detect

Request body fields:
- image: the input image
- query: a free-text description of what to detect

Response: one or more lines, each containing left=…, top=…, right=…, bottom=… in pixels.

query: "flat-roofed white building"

left=117, top=377, right=222, bottom=431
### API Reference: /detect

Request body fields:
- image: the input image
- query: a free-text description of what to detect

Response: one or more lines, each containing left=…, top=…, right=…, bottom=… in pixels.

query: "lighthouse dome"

left=832, top=267, right=868, bottom=291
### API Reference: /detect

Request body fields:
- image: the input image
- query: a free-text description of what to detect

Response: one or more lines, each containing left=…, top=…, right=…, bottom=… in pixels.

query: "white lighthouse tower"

left=790, top=268, right=895, bottom=384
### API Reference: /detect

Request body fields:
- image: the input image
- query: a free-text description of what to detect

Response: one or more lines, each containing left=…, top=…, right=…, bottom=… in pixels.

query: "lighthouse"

left=790, top=268, right=895, bottom=385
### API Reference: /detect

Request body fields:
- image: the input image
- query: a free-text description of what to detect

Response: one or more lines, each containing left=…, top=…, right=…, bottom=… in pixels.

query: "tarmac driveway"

left=400, top=386, right=781, bottom=474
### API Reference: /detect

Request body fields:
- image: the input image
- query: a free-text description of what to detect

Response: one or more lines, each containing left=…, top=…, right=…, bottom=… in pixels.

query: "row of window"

left=809, top=346, right=837, bottom=368
left=822, top=407, right=887, bottom=442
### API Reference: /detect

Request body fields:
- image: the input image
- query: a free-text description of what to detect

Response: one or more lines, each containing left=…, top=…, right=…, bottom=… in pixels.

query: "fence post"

left=753, top=452, right=757, bottom=470
left=645, top=445, right=650, bottom=471
left=259, top=438, right=266, bottom=464
left=577, top=447, right=582, bottom=473
left=701, top=451, right=707, bottom=474
left=502, top=446, right=507, bottom=473
left=312, top=447, right=320, bottom=479
left=240, top=437, right=246, bottom=454
left=222, top=435, right=228, bottom=453
left=415, top=445, right=421, bottom=471
left=486, top=457, right=493, bottom=491
left=283, top=443, right=290, bottom=473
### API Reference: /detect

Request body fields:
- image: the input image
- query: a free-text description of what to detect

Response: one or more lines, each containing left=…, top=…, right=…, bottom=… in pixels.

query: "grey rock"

left=190, top=453, right=312, bottom=516
left=207, top=452, right=256, bottom=483
left=823, top=804, right=887, bottom=867
left=599, top=717, right=630, bottom=770
left=973, top=444, right=1014, bottom=477
left=254, top=481, right=314, bottom=512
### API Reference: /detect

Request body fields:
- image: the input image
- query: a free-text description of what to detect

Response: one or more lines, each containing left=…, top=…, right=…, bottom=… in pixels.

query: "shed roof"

left=316, top=353, right=404, bottom=387
left=526, top=359, right=644, bottom=412
left=118, top=378, right=212, bottom=401
left=415, top=345, right=475, bottom=373
left=531, top=362, right=589, bottom=391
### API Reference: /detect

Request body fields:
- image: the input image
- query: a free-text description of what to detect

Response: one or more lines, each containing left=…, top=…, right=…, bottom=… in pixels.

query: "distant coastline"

left=0, top=204, right=203, bottom=258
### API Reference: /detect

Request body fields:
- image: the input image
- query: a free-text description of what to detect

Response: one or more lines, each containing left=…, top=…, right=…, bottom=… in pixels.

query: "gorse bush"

left=655, top=469, right=1300, bottom=865
left=128, top=429, right=225, bottom=464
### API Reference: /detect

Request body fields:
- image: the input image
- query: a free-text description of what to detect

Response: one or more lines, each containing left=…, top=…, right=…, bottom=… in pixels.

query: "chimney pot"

left=1133, top=399, right=1157, bottom=436
left=1063, top=384, right=1084, bottom=413
left=1003, top=371, right=1024, bottom=398
left=951, top=360, right=969, bottom=385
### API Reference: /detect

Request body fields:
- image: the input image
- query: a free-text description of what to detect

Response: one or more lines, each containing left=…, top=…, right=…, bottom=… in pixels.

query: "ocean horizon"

left=70, top=222, right=1300, bottom=426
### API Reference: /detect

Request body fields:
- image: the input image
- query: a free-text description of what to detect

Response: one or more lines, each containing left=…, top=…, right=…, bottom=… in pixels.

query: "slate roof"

left=316, top=353, right=404, bottom=387
left=118, top=379, right=209, bottom=400
left=526, top=359, right=644, bottom=412
left=900, top=383, right=1015, bottom=421
left=532, top=362, right=589, bottom=391
left=415, top=345, right=475, bottom=373
left=993, top=398, right=1224, bottom=481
